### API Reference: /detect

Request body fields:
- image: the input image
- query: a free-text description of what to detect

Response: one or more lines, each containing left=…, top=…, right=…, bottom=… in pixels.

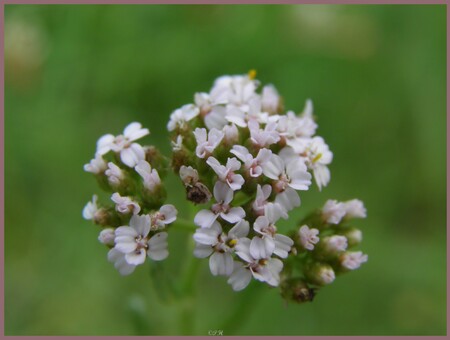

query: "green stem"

left=172, top=217, right=198, bottom=232
left=220, top=282, right=266, bottom=335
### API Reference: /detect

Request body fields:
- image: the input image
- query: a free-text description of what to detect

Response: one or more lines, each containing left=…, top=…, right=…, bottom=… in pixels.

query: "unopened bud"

left=98, top=228, right=115, bottom=246
left=144, top=145, right=169, bottom=178
left=322, top=235, right=348, bottom=254
left=340, top=251, right=368, bottom=271
left=339, top=228, right=363, bottom=247
left=306, top=263, right=336, bottom=286
left=280, top=278, right=316, bottom=304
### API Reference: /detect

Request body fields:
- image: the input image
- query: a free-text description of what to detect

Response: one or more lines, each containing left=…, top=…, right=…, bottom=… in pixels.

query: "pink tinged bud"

left=82, top=195, right=99, bottom=220
left=111, top=193, right=141, bottom=215
left=343, top=228, right=363, bottom=247
left=98, top=228, right=115, bottom=246
left=307, top=263, right=336, bottom=286
left=105, top=162, right=125, bottom=187
left=322, top=199, right=346, bottom=224
left=323, top=235, right=348, bottom=254
left=299, top=225, right=319, bottom=251
left=84, top=154, right=107, bottom=174
left=223, top=124, right=239, bottom=144
left=340, top=251, right=368, bottom=270
left=343, top=199, right=367, bottom=219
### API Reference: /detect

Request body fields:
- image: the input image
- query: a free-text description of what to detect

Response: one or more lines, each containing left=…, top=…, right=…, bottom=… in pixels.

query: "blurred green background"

left=5, top=4, right=446, bottom=336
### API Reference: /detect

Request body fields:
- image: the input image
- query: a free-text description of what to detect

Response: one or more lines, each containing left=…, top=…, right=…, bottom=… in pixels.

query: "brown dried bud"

left=186, top=182, right=212, bottom=204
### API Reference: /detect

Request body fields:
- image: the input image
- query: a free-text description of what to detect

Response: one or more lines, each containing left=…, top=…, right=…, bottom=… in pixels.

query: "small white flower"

left=343, top=199, right=367, bottom=219
left=97, top=122, right=149, bottom=167
left=323, top=235, right=348, bottom=253
left=340, top=251, right=368, bottom=270
left=82, top=195, right=99, bottom=220
left=98, top=228, right=115, bottom=246
left=194, top=181, right=245, bottom=228
left=234, top=237, right=283, bottom=287
left=263, top=154, right=311, bottom=192
left=111, top=192, right=141, bottom=215
left=107, top=248, right=136, bottom=276
left=105, top=162, right=125, bottom=187
left=193, top=128, right=224, bottom=159
left=193, top=220, right=249, bottom=276
left=252, top=184, right=272, bottom=216
left=209, top=74, right=258, bottom=106
left=204, top=106, right=228, bottom=130
left=274, top=187, right=301, bottom=214
left=150, top=204, right=178, bottom=229
left=230, top=145, right=272, bottom=178
left=167, top=104, right=200, bottom=132
left=84, top=154, right=107, bottom=174
left=171, top=135, right=183, bottom=151
left=114, top=215, right=169, bottom=265
left=253, top=210, right=294, bottom=259
left=261, top=84, right=280, bottom=114
left=322, top=200, right=346, bottom=224
left=206, top=156, right=244, bottom=191
left=222, top=124, right=239, bottom=144
left=248, top=120, right=280, bottom=148
left=298, top=225, right=320, bottom=251
left=135, top=160, right=161, bottom=192
left=179, top=165, right=199, bottom=186
left=278, top=100, right=317, bottom=141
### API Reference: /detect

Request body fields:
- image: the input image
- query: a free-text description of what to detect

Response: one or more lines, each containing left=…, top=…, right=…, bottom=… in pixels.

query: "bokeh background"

left=5, top=4, right=446, bottom=336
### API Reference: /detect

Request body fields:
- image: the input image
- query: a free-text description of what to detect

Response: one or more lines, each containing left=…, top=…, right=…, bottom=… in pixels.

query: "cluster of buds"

left=83, top=72, right=368, bottom=303
left=167, top=72, right=367, bottom=296
left=83, top=122, right=178, bottom=275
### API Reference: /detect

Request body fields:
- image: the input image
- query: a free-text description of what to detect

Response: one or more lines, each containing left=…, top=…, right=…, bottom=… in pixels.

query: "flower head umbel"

left=84, top=72, right=368, bottom=302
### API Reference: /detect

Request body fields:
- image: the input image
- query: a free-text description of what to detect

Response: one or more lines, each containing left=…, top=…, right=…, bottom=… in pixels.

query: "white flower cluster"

left=83, top=122, right=177, bottom=275
left=169, top=73, right=336, bottom=291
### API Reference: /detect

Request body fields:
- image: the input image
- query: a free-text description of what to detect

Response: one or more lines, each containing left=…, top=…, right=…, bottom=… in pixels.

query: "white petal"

left=124, top=122, right=149, bottom=141
left=147, top=232, right=169, bottom=261
left=227, top=262, right=252, bottom=291
left=253, top=216, right=269, bottom=235
left=125, top=248, right=147, bottom=265
left=159, top=204, right=178, bottom=224
left=250, top=236, right=273, bottom=260
left=262, top=154, right=284, bottom=179
left=194, top=209, right=218, bottom=229
left=107, top=249, right=136, bottom=276
left=114, top=241, right=137, bottom=254
left=96, top=134, right=115, bottom=155
left=193, top=244, right=214, bottom=258
left=214, top=181, right=233, bottom=204
left=207, top=157, right=226, bottom=178
left=275, top=188, right=300, bottom=212
left=209, top=252, right=234, bottom=276
left=273, top=234, right=294, bottom=258
left=229, top=220, right=250, bottom=239
left=193, top=226, right=221, bottom=246
left=130, top=215, right=151, bottom=237
left=205, top=107, right=228, bottom=130
left=228, top=174, right=244, bottom=191
left=221, top=207, right=245, bottom=224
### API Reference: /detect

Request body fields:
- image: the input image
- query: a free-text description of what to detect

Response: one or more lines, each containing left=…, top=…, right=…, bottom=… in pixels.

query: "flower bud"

left=339, top=228, right=363, bottom=247
left=93, top=208, right=120, bottom=227
left=144, top=145, right=169, bottom=179
left=280, top=278, right=316, bottom=304
left=98, top=228, right=115, bottom=246
left=340, top=251, right=368, bottom=271
left=322, top=235, right=348, bottom=254
left=306, top=263, right=336, bottom=286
